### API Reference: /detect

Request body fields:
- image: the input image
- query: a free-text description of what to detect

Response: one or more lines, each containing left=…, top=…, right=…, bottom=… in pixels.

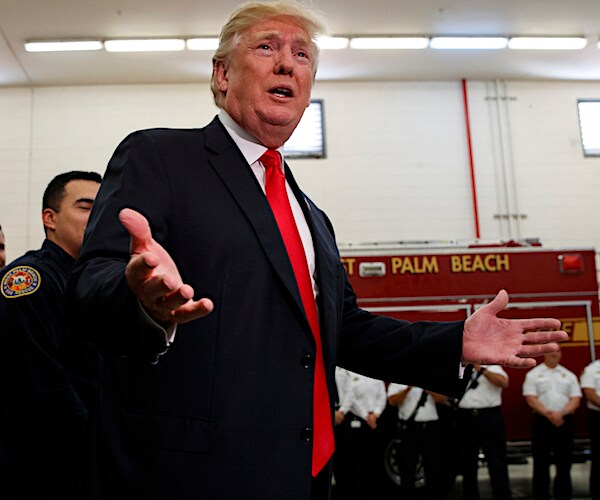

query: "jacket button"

left=301, top=354, right=314, bottom=368
left=301, top=427, right=313, bottom=442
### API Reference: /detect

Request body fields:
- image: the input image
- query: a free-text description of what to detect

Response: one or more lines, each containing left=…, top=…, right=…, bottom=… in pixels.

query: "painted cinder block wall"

left=0, top=79, right=598, bottom=264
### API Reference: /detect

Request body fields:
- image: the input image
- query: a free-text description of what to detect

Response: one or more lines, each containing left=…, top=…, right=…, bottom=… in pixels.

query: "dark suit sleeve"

left=67, top=131, right=173, bottom=358
left=337, top=279, right=467, bottom=397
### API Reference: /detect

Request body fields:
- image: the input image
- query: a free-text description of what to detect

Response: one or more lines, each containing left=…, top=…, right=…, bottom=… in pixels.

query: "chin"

left=263, top=102, right=304, bottom=122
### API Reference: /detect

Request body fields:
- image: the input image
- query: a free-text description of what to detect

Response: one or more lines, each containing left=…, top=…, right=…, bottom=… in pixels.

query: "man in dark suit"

left=67, top=2, right=567, bottom=499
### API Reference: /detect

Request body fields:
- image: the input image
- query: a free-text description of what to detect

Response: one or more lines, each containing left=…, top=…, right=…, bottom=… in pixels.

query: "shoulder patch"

left=1, top=266, right=42, bottom=298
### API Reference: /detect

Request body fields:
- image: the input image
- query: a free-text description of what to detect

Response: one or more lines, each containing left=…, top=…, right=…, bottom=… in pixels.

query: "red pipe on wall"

left=461, top=79, right=481, bottom=239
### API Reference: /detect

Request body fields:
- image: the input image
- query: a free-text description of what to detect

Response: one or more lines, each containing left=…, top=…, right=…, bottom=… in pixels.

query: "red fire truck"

left=339, top=239, right=600, bottom=467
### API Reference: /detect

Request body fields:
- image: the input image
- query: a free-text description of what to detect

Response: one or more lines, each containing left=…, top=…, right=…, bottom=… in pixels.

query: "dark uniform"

left=0, top=240, right=90, bottom=499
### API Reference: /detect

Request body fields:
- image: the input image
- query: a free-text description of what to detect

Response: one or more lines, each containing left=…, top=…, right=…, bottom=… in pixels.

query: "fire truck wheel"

left=383, top=438, right=425, bottom=489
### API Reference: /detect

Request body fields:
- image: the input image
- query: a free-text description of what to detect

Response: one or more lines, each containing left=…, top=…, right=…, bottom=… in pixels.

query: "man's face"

left=215, top=15, right=315, bottom=148
left=543, top=349, right=562, bottom=368
left=43, top=179, right=100, bottom=259
left=0, top=228, right=5, bottom=268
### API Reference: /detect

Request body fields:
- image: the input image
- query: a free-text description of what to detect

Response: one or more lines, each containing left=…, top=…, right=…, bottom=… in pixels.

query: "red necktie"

left=261, top=149, right=335, bottom=476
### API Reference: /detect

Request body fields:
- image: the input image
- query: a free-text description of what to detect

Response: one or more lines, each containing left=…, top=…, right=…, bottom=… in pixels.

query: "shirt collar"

left=218, top=110, right=285, bottom=169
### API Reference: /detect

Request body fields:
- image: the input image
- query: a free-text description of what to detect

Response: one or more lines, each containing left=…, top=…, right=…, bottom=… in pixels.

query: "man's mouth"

left=268, top=87, right=294, bottom=98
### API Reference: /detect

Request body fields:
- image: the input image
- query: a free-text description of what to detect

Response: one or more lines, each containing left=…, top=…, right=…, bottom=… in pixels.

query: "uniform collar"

left=43, top=239, right=76, bottom=270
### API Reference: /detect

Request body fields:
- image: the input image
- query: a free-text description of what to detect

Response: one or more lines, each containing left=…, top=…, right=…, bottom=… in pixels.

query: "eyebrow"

left=75, top=198, right=95, bottom=204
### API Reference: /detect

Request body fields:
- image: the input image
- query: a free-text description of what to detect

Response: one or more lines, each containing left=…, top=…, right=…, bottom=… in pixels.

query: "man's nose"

left=275, top=50, right=294, bottom=75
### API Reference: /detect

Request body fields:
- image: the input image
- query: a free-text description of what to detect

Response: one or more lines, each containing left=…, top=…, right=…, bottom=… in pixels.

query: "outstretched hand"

left=462, top=290, right=568, bottom=368
left=119, top=208, right=214, bottom=325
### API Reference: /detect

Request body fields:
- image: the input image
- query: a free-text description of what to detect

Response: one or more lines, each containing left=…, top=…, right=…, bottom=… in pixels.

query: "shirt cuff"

left=136, top=300, right=177, bottom=360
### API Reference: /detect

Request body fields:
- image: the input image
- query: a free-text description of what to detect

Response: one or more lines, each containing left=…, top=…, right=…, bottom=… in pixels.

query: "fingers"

left=518, top=342, right=562, bottom=358
left=171, top=298, right=214, bottom=323
left=522, top=330, right=568, bottom=344
left=518, top=317, right=562, bottom=331
left=142, top=277, right=182, bottom=306
left=161, top=285, right=194, bottom=310
left=119, top=208, right=152, bottom=253
left=125, top=253, right=166, bottom=295
left=482, top=289, right=509, bottom=316
left=126, top=252, right=158, bottom=278
left=502, top=357, right=537, bottom=369
left=125, top=254, right=189, bottom=309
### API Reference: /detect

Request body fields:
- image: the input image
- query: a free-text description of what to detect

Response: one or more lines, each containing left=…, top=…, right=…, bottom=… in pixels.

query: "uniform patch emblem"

left=1, top=266, right=41, bottom=298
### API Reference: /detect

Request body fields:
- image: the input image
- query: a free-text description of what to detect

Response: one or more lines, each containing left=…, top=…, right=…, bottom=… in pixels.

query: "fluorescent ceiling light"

left=186, top=38, right=219, bottom=51
left=430, top=37, right=508, bottom=49
left=104, top=38, right=185, bottom=52
left=25, top=40, right=103, bottom=52
left=350, top=37, right=429, bottom=50
left=316, top=36, right=349, bottom=50
left=508, top=37, right=588, bottom=50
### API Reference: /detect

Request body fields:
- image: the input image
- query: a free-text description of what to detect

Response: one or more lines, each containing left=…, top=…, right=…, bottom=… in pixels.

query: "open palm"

left=119, top=208, right=214, bottom=324
left=462, top=290, right=567, bottom=368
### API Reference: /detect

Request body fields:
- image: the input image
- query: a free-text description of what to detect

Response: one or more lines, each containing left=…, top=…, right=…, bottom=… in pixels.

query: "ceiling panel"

left=1, top=0, right=600, bottom=86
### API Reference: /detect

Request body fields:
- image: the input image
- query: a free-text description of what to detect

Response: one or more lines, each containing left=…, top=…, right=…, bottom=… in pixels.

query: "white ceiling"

left=1, top=0, right=600, bottom=87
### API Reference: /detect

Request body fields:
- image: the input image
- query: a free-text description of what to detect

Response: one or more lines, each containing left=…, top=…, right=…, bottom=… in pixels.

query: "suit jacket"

left=68, top=116, right=466, bottom=500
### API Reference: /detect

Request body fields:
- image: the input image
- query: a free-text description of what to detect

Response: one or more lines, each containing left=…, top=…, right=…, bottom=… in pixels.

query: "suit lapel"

left=285, top=166, right=341, bottom=367
left=203, top=119, right=309, bottom=331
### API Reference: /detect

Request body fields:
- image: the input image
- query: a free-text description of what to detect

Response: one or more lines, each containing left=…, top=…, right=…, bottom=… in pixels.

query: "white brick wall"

left=0, top=80, right=599, bottom=263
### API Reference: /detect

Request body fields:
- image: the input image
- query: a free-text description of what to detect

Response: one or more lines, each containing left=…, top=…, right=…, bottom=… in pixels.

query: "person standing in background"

left=579, top=358, right=600, bottom=499
left=456, top=364, right=512, bottom=500
left=387, top=383, right=447, bottom=499
left=0, top=171, right=101, bottom=499
left=0, top=224, right=6, bottom=269
left=333, top=367, right=386, bottom=499
left=523, top=349, right=582, bottom=500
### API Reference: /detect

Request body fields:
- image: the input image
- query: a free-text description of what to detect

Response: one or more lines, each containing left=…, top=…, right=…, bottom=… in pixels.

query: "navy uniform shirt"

left=0, top=239, right=88, bottom=497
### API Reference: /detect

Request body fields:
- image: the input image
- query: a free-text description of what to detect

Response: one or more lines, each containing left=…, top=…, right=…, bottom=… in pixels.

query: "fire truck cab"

left=339, top=239, right=600, bottom=463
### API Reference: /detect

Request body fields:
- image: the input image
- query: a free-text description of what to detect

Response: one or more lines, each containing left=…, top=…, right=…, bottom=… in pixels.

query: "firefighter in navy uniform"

left=0, top=171, right=101, bottom=500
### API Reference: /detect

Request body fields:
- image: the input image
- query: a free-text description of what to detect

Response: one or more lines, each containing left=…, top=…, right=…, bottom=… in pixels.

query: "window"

left=577, top=100, right=600, bottom=157
left=283, top=99, right=326, bottom=159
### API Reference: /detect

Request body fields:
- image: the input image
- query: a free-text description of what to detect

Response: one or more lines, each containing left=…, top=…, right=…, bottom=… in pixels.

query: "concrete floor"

left=447, top=459, right=592, bottom=499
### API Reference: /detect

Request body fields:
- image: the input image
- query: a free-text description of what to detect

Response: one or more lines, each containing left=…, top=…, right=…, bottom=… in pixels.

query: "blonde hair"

left=210, top=0, right=328, bottom=107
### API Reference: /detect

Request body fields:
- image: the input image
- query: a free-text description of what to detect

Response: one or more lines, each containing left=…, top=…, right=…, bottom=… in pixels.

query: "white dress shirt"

left=580, top=359, right=600, bottom=411
left=522, top=363, right=582, bottom=412
left=387, top=383, right=439, bottom=422
left=458, top=365, right=507, bottom=409
left=219, top=110, right=317, bottom=297
left=335, top=368, right=387, bottom=420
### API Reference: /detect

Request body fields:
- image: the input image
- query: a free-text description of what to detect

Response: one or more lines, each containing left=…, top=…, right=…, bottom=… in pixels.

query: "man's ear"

left=42, top=208, right=56, bottom=232
left=214, top=60, right=229, bottom=93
